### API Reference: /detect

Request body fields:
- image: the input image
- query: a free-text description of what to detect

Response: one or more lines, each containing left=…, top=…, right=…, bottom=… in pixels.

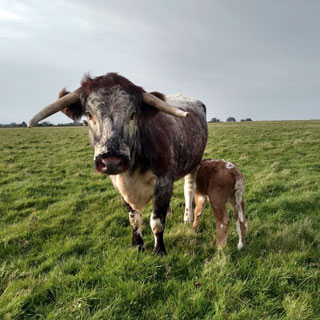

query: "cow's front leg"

left=150, top=181, right=173, bottom=255
left=129, top=210, right=144, bottom=251
left=122, top=198, right=144, bottom=251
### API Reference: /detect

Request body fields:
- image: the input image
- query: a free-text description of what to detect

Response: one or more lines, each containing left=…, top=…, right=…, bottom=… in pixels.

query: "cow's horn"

left=28, top=89, right=81, bottom=127
left=142, top=92, right=189, bottom=118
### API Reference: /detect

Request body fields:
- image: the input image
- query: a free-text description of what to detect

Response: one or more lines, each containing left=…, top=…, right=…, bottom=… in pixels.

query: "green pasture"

left=0, top=121, right=319, bottom=319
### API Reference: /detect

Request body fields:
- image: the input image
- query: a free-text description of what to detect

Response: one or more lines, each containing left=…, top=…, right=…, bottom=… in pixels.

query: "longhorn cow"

left=29, top=73, right=208, bottom=255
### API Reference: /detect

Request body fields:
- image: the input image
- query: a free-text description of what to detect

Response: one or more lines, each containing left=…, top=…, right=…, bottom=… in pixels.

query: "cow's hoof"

left=153, top=245, right=167, bottom=256
left=132, top=233, right=144, bottom=251
left=184, top=217, right=193, bottom=224
left=132, top=243, right=145, bottom=252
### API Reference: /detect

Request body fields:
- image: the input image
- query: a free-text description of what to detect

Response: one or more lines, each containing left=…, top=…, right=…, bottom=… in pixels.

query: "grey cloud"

left=0, top=0, right=319, bottom=124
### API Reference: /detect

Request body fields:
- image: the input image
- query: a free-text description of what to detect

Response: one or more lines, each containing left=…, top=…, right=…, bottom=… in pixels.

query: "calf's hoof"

left=193, top=225, right=200, bottom=233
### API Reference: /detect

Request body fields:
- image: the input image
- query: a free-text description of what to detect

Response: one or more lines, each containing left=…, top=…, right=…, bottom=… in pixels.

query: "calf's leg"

left=193, top=192, right=207, bottom=232
left=209, top=190, right=230, bottom=248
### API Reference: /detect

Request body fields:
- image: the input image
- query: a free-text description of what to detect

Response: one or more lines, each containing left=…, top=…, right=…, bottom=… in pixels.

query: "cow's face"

left=82, top=87, right=139, bottom=175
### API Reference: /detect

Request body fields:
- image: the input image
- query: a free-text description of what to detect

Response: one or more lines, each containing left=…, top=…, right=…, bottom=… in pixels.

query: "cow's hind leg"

left=184, top=167, right=198, bottom=223
left=123, top=198, right=144, bottom=251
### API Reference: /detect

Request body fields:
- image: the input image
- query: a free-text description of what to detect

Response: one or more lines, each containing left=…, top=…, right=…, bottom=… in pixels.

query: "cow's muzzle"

left=94, top=153, right=129, bottom=175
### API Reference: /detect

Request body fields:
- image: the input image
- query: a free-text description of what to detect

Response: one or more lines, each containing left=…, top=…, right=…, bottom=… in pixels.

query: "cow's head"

left=29, top=73, right=188, bottom=175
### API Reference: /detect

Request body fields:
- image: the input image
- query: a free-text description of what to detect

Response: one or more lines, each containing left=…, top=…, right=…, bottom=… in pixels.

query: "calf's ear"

left=59, top=88, right=84, bottom=121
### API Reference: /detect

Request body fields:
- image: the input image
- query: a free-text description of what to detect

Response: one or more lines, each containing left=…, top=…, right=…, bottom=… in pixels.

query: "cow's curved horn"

left=142, top=92, right=189, bottom=118
left=28, top=89, right=81, bottom=127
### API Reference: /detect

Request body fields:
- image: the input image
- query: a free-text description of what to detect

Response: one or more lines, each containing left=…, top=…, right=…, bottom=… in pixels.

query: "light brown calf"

left=193, top=159, right=248, bottom=250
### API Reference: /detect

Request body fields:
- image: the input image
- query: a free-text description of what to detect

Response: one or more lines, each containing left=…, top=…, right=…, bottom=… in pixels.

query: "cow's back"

left=137, top=94, right=207, bottom=180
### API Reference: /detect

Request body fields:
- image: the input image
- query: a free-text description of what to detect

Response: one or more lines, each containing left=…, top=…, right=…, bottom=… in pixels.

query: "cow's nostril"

left=101, top=156, right=122, bottom=167
left=95, top=154, right=128, bottom=175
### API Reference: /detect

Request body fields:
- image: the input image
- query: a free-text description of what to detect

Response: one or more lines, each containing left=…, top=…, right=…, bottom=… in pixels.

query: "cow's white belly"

left=109, top=170, right=157, bottom=211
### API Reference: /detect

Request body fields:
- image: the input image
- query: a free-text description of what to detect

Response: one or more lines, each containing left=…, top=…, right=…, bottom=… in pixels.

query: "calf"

left=193, top=159, right=248, bottom=250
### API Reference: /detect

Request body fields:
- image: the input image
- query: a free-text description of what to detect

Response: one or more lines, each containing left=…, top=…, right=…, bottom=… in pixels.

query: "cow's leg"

left=183, top=167, right=198, bottom=223
left=150, top=181, right=173, bottom=255
left=230, top=191, right=247, bottom=251
left=129, top=210, right=144, bottom=251
left=193, top=192, right=207, bottom=232
left=122, top=198, right=144, bottom=251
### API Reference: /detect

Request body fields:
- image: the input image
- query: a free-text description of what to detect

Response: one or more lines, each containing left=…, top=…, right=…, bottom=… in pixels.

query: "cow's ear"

left=140, top=91, right=165, bottom=118
left=58, top=88, right=84, bottom=121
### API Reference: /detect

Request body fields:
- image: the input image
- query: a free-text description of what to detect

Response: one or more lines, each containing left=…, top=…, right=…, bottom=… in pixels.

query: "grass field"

left=1, top=121, right=320, bottom=319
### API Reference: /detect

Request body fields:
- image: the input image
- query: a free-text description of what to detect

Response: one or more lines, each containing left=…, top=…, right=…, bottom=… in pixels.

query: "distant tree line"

left=240, top=118, right=253, bottom=122
left=0, top=121, right=85, bottom=128
left=0, top=121, right=28, bottom=128
left=208, top=117, right=252, bottom=123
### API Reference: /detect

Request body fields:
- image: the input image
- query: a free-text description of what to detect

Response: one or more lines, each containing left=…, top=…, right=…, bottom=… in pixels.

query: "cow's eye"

left=86, top=112, right=93, bottom=120
left=129, top=112, right=136, bottom=121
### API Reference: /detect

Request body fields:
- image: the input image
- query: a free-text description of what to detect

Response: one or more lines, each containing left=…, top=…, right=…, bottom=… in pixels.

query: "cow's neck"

left=109, top=169, right=157, bottom=211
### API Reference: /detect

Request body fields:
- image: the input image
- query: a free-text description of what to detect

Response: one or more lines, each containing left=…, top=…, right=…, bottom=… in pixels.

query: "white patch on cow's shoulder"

left=110, top=170, right=156, bottom=211
left=166, top=93, right=199, bottom=102
left=165, top=94, right=204, bottom=113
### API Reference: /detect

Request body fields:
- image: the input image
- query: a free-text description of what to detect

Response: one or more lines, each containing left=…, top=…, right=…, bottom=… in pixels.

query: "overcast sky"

left=1, top=0, right=319, bottom=124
